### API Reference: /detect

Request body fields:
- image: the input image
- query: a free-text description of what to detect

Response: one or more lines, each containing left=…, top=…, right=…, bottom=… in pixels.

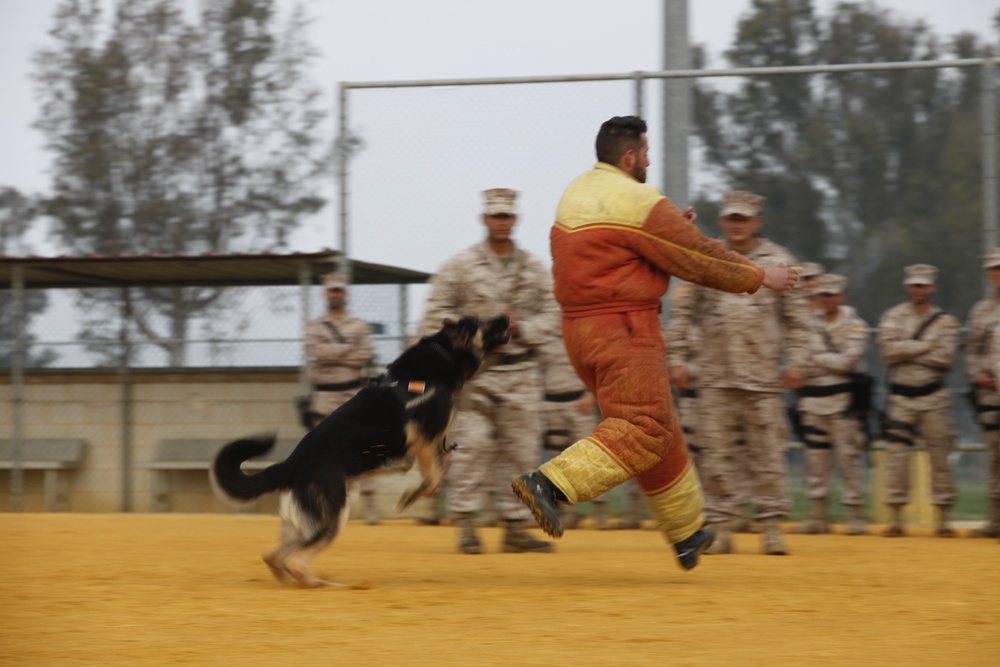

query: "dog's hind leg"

left=281, top=491, right=350, bottom=588
left=262, top=502, right=305, bottom=583
left=284, top=533, right=339, bottom=588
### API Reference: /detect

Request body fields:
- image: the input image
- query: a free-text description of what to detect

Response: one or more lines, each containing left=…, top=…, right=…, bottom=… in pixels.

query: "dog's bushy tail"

left=210, top=434, right=293, bottom=507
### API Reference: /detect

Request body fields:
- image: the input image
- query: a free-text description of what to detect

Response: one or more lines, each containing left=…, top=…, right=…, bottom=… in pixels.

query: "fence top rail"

left=341, top=58, right=995, bottom=90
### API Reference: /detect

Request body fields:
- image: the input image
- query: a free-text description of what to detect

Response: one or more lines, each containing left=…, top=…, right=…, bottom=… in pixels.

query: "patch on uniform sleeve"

left=407, top=381, right=427, bottom=394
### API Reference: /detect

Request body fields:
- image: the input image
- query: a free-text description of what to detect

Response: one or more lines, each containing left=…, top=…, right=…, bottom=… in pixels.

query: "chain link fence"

left=2, top=59, right=997, bottom=520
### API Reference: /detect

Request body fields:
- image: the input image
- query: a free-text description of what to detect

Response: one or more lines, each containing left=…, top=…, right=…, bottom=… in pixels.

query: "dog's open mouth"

left=484, top=315, right=511, bottom=352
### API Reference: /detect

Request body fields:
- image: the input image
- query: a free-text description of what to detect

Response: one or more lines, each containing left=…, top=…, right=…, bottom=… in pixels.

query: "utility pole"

left=662, top=0, right=691, bottom=207
left=661, top=0, right=691, bottom=320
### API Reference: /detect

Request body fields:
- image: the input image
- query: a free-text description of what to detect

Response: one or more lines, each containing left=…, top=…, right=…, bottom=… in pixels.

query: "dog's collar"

left=376, top=374, right=427, bottom=393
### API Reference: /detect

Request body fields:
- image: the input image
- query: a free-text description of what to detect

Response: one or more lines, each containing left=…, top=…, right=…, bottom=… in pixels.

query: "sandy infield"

left=1, top=513, right=997, bottom=667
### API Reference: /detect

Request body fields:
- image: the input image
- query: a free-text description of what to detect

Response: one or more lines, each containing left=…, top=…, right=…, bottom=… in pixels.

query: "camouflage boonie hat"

left=799, top=262, right=825, bottom=280
left=720, top=190, right=765, bottom=217
left=983, top=247, right=1000, bottom=269
left=321, top=272, right=348, bottom=289
left=483, top=188, right=518, bottom=216
left=903, top=264, right=938, bottom=286
left=815, top=273, right=847, bottom=295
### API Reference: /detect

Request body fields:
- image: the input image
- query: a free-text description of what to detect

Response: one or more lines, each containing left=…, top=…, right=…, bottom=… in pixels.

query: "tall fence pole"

left=983, top=59, right=998, bottom=254
left=10, top=264, right=25, bottom=511
left=337, top=83, right=351, bottom=280
left=662, top=0, right=690, bottom=207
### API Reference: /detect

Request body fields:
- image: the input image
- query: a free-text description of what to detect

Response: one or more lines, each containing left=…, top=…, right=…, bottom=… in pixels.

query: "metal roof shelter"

left=2, top=250, right=430, bottom=511
left=0, top=249, right=430, bottom=289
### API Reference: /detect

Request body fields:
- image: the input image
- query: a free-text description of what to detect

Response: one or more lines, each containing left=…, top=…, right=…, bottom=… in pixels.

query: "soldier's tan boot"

left=454, top=512, right=482, bottom=554
left=934, top=505, right=956, bottom=538
left=361, top=491, right=380, bottom=526
left=501, top=520, right=554, bottom=553
left=845, top=505, right=866, bottom=535
left=882, top=505, right=905, bottom=537
left=970, top=500, right=1000, bottom=538
left=705, top=521, right=734, bottom=554
left=761, top=518, right=789, bottom=555
left=793, top=498, right=829, bottom=534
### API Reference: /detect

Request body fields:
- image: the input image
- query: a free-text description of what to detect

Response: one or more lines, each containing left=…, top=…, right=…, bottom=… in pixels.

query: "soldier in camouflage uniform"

left=416, top=188, right=560, bottom=554
left=965, top=248, right=1000, bottom=538
left=305, top=272, right=378, bottom=523
left=800, top=262, right=825, bottom=314
left=794, top=273, right=871, bottom=535
left=664, top=299, right=758, bottom=533
left=876, top=264, right=960, bottom=537
left=539, top=334, right=607, bottom=529
left=666, top=190, right=812, bottom=556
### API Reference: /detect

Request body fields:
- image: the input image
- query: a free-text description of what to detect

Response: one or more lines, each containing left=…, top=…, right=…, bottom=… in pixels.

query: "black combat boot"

left=511, top=472, right=565, bottom=538
left=673, top=526, right=716, bottom=570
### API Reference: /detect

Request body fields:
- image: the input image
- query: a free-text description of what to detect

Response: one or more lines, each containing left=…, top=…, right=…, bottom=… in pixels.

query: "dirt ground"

left=1, top=514, right=998, bottom=667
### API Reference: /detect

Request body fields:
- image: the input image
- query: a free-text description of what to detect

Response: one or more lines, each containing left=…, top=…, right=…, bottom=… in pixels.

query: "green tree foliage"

left=32, top=0, right=330, bottom=365
left=692, top=0, right=996, bottom=323
left=0, top=187, right=56, bottom=368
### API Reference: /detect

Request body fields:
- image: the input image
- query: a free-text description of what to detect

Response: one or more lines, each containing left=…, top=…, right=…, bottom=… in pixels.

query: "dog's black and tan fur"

left=211, top=315, right=510, bottom=587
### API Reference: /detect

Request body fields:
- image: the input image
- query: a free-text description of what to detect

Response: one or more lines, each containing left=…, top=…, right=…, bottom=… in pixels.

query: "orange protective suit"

left=539, top=162, right=765, bottom=542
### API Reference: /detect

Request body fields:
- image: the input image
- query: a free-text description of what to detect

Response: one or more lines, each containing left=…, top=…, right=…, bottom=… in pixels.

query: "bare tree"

left=32, top=0, right=331, bottom=366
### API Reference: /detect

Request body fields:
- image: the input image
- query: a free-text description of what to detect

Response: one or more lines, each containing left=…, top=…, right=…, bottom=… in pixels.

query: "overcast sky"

left=1, top=0, right=996, bottom=269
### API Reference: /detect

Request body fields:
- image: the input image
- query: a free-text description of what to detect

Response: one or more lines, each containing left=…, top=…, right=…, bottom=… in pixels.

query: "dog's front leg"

left=397, top=433, right=447, bottom=510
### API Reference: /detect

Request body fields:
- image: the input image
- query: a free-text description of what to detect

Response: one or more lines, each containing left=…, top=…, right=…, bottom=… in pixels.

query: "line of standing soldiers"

left=667, top=253, right=1000, bottom=547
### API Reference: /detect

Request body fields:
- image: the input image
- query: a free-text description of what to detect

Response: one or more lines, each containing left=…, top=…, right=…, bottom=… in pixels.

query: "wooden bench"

left=145, top=438, right=298, bottom=512
left=0, top=439, right=87, bottom=511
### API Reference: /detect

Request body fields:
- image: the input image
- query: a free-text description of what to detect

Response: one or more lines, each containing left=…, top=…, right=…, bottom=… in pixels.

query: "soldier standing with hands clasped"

left=876, top=264, right=960, bottom=537
left=795, top=273, right=871, bottom=535
left=305, top=272, right=378, bottom=523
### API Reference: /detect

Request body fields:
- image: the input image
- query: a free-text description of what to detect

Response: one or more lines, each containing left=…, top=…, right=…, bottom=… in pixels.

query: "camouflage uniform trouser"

left=973, top=388, right=1000, bottom=504
left=697, top=387, right=791, bottom=523
left=798, top=410, right=866, bottom=506
left=446, top=364, right=542, bottom=521
left=883, top=392, right=955, bottom=507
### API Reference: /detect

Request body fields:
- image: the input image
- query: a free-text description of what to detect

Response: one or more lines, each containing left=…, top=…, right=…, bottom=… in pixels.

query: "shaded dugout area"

left=2, top=514, right=997, bottom=666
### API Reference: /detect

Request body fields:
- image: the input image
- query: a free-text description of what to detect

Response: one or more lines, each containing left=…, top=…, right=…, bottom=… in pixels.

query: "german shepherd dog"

left=211, top=315, right=510, bottom=587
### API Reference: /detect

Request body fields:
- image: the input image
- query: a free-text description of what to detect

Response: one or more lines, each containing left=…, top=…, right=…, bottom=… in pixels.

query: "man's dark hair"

left=595, top=115, right=647, bottom=164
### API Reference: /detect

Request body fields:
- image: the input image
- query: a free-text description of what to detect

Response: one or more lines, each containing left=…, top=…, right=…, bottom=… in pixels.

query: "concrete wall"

left=0, top=368, right=423, bottom=515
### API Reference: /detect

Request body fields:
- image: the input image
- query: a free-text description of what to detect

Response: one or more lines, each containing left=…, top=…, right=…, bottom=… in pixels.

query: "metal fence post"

left=10, top=264, right=25, bottom=511
left=983, top=58, right=998, bottom=254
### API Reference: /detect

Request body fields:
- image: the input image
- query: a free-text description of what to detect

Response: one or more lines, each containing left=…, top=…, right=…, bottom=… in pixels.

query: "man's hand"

left=670, top=365, right=691, bottom=390
left=501, top=308, right=521, bottom=338
left=783, top=369, right=805, bottom=390
left=762, top=263, right=799, bottom=292
left=974, top=372, right=997, bottom=391
left=681, top=206, right=698, bottom=225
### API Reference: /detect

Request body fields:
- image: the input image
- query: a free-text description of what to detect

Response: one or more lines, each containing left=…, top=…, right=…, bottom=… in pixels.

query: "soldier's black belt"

left=888, top=381, right=943, bottom=398
left=314, top=378, right=364, bottom=392
left=545, top=389, right=586, bottom=403
left=798, top=382, right=853, bottom=398
left=485, top=349, right=537, bottom=366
